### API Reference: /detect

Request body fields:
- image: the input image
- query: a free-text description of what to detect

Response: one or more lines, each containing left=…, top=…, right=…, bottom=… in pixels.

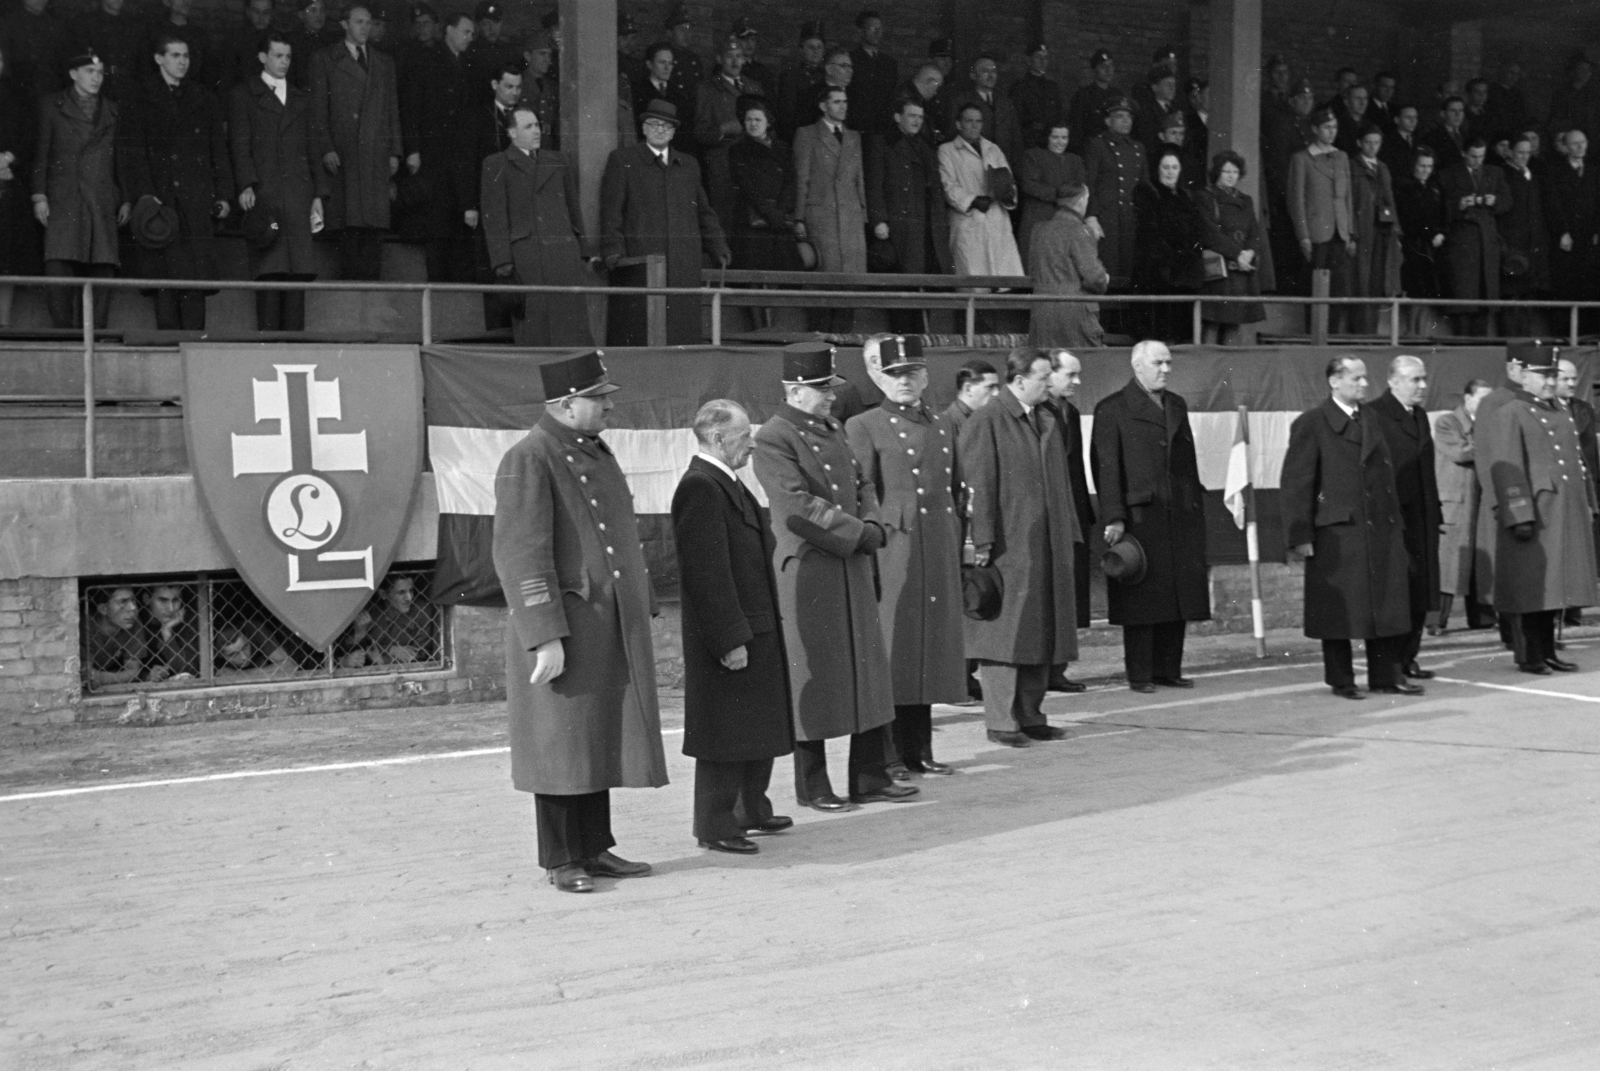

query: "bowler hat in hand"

left=130, top=194, right=179, bottom=251
left=962, top=564, right=1004, bottom=620
left=1101, top=535, right=1148, bottom=585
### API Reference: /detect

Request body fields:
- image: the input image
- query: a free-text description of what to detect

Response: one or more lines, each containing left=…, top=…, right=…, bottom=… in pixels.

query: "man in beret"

left=492, top=350, right=668, bottom=894
left=753, top=342, right=917, bottom=811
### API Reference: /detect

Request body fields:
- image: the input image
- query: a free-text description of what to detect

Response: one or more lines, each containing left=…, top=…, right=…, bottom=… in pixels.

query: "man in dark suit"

left=1379, top=104, right=1422, bottom=182
left=1438, top=138, right=1513, bottom=336
left=672, top=400, right=796, bottom=855
left=398, top=11, right=477, bottom=283
left=470, top=60, right=523, bottom=331
left=776, top=21, right=827, bottom=144
left=848, top=9, right=898, bottom=138
left=1282, top=356, right=1417, bottom=699
left=74, top=0, right=147, bottom=100
left=865, top=97, right=949, bottom=331
left=946, top=358, right=1001, bottom=703
left=1011, top=41, right=1063, bottom=152
left=1090, top=341, right=1210, bottom=693
left=599, top=99, right=730, bottom=345
left=1368, top=356, right=1443, bottom=680
left=1044, top=349, right=1094, bottom=691
left=1557, top=357, right=1600, bottom=624
left=632, top=41, right=694, bottom=136
left=1425, top=96, right=1469, bottom=167
left=949, top=53, right=1020, bottom=168
left=1068, top=49, right=1120, bottom=156
left=1545, top=130, right=1598, bottom=327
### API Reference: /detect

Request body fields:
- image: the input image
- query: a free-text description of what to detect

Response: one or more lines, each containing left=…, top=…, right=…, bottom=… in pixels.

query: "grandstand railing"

left=2, top=271, right=1596, bottom=479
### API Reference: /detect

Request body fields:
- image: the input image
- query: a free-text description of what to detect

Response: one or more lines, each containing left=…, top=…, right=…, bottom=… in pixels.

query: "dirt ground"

left=4, top=627, right=1599, bottom=1069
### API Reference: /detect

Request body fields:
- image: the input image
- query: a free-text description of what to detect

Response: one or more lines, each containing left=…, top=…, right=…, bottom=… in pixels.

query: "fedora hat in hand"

left=130, top=194, right=179, bottom=251
left=962, top=564, right=1004, bottom=620
left=1101, top=535, right=1148, bottom=586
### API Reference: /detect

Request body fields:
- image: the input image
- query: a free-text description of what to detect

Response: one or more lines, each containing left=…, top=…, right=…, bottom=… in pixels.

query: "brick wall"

left=0, top=577, right=81, bottom=723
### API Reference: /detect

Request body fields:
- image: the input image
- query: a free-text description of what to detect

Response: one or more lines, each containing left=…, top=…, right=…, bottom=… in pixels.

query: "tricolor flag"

left=1223, top=409, right=1251, bottom=530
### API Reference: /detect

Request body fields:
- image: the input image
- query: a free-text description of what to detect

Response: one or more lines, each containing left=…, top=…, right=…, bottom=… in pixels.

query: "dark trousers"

left=693, top=757, right=776, bottom=841
left=337, top=228, right=385, bottom=281
left=891, top=703, right=935, bottom=767
left=533, top=789, right=614, bottom=869
left=1322, top=635, right=1405, bottom=689
left=1510, top=610, right=1558, bottom=667
left=423, top=234, right=476, bottom=284
left=1123, top=620, right=1187, bottom=683
left=1309, top=239, right=1354, bottom=334
left=44, top=260, right=114, bottom=329
left=793, top=725, right=894, bottom=802
left=980, top=662, right=1049, bottom=732
left=154, top=288, right=207, bottom=330
left=255, top=277, right=307, bottom=331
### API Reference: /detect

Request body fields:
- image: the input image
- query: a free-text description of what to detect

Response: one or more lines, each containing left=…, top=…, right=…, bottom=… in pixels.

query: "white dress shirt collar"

left=261, top=70, right=287, bottom=104
left=698, top=452, right=740, bottom=482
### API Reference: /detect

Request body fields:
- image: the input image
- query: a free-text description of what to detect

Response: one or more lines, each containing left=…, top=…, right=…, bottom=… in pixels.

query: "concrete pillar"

left=561, top=0, right=619, bottom=238
left=1206, top=0, right=1262, bottom=204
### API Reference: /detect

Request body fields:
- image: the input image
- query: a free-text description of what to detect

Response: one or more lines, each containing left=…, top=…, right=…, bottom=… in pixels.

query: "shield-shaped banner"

left=183, top=343, right=425, bottom=650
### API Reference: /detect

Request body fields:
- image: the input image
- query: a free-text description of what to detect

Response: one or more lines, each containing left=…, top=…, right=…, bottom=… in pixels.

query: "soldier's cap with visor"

left=409, top=2, right=435, bottom=22
left=876, top=336, right=927, bottom=375
left=801, top=21, right=827, bottom=43
left=540, top=351, right=621, bottom=401
left=929, top=37, right=954, bottom=58
left=1508, top=339, right=1558, bottom=372
left=1103, top=95, right=1135, bottom=117
left=781, top=342, right=847, bottom=387
left=474, top=1, right=501, bottom=22
left=1089, top=48, right=1113, bottom=67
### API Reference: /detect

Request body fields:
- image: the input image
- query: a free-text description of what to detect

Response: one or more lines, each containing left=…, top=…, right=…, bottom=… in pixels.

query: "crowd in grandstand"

left=0, top=1, right=1597, bottom=338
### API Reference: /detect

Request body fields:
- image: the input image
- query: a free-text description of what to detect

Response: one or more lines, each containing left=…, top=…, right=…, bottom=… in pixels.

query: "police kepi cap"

left=474, top=1, right=501, bottom=20
left=1507, top=339, right=1556, bottom=371
left=1102, top=535, right=1148, bottom=585
left=878, top=336, right=927, bottom=375
left=1103, top=95, right=1134, bottom=117
left=130, top=194, right=179, bottom=251
left=540, top=350, right=621, bottom=401
left=781, top=342, right=846, bottom=387
left=1089, top=48, right=1113, bottom=67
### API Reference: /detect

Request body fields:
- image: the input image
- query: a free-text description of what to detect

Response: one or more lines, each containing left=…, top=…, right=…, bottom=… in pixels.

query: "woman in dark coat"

left=1195, top=150, right=1266, bottom=341
left=1395, top=148, right=1446, bottom=337
left=1133, top=145, right=1206, bottom=342
left=726, top=96, right=801, bottom=273
left=0, top=43, right=43, bottom=325
left=32, top=51, right=128, bottom=330
left=480, top=103, right=594, bottom=346
left=230, top=31, right=327, bottom=332
left=1016, top=123, right=1086, bottom=266
left=1348, top=124, right=1401, bottom=336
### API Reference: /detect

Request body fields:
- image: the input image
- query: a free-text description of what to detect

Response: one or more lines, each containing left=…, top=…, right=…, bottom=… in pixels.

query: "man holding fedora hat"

left=846, top=334, right=965, bottom=777
left=959, top=347, right=1081, bottom=747
left=491, top=350, right=668, bottom=893
left=600, top=97, right=730, bottom=345
left=752, top=342, right=915, bottom=810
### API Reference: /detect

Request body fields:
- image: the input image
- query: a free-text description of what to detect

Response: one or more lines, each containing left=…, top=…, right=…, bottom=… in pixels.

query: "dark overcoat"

left=726, top=134, right=802, bottom=272
left=1499, top=166, right=1550, bottom=296
left=671, top=457, right=795, bottom=764
left=1016, top=146, right=1086, bottom=266
left=1028, top=206, right=1109, bottom=348
left=1395, top=176, right=1446, bottom=300
left=1049, top=398, right=1097, bottom=629
left=1083, top=129, right=1147, bottom=288
left=752, top=404, right=895, bottom=742
left=1369, top=391, right=1443, bottom=617
left=865, top=130, right=951, bottom=274
left=1349, top=156, right=1402, bottom=301
left=231, top=76, right=325, bottom=279
left=480, top=148, right=593, bottom=346
left=847, top=401, right=967, bottom=706
left=1133, top=181, right=1207, bottom=295
left=1472, top=378, right=1524, bottom=595
left=1091, top=380, right=1211, bottom=626
left=958, top=389, right=1080, bottom=665
left=1433, top=406, right=1483, bottom=598
left=32, top=90, right=124, bottom=265
left=598, top=142, right=729, bottom=345
left=1480, top=392, right=1599, bottom=613
left=1196, top=184, right=1268, bottom=323
left=491, top=413, right=667, bottom=795
left=396, top=43, right=475, bottom=241
left=1281, top=398, right=1411, bottom=640
left=0, top=82, right=40, bottom=274
left=309, top=41, right=403, bottom=230
left=1437, top=160, right=1512, bottom=306
left=1543, top=159, right=1598, bottom=302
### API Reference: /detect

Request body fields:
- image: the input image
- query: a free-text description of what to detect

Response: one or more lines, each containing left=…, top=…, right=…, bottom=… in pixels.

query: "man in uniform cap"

left=520, top=30, right=559, bottom=149
left=753, top=342, right=918, bottom=811
left=492, top=350, right=668, bottom=893
left=1082, top=95, right=1147, bottom=295
left=465, top=0, right=521, bottom=103
left=284, top=0, right=340, bottom=90
left=849, top=9, right=899, bottom=138
left=1066, top=50, right=1119, bottom=154
left=729, top=17, right=772, bottom=101
left=663, top=4, right=702, bottom=127
left=1477, top=345, right=1598, bottom=673
left=777, top=20, right=828, bottom=142
left=846, top=335, right=965, bottom=776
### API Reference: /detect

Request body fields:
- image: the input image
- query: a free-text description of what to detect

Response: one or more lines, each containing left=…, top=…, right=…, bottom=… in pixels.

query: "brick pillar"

left=0, top=577, right=81, bottom=722
left=1207, top=0, right=1263, bottom=204
left=561, top=0, right=619, bottom=238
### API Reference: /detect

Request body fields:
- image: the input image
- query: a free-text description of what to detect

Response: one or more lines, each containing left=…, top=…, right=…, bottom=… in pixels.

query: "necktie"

left=834, top=126, right=843, bottom=144
left=358, top=45, right=368, bottom=70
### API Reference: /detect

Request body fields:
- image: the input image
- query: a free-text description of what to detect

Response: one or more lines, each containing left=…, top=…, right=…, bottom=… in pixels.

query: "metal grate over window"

left=79, top=566, right=449, bottom=694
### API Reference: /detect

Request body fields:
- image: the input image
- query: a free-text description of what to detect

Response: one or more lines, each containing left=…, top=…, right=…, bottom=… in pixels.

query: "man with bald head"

left=1369, top=355, right=1443, bottom=679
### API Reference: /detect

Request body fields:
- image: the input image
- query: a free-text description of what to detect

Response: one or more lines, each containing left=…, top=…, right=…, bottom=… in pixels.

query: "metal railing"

left=2, top=271, right=1596, bottom=479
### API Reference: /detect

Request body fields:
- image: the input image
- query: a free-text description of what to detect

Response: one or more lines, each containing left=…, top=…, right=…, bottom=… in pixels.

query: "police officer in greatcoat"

left=491, top=351, right=668, bottom=894
left=846, top=335, right=965, bottom=777
left=752, top=342, right=918, bottom=811
left=1478, top=347, right=1599, bottom=673
left=1082, top=95, right=1147, bottom=293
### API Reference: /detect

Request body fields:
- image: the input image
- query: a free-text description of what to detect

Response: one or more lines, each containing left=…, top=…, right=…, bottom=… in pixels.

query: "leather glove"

left=1511, top=522, right=1536, bottom=542
left=970, top=195, right=993, bottom=214
left=495, top=265, right=515, bottom=280
left=857, top=522, right=886, bottom=554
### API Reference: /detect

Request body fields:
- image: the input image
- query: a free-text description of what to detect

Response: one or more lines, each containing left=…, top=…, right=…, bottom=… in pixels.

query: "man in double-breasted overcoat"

left=752, top=342, right=917, bottom=811
left=865, top=97, right=951, bottom=282
left=1369, top=356, right=1444, bottom=677
left=794, top=85, right=868, bottom=273
left=1478, top=352, right=1598, bottom=674
left=1432, top=379, right=1494, bottom=632
left=1091, top=341, right=1210, bottom=691
left=1082, top=97, right=1146, bottom=290
left=1473, top=344, right=1537, bottom=647
left=673, top=400, right=796, bottom=855
left=396, top=11, right=477, bottom=282
left=1437, top=141, right=1513, bottom=333
left=309, top=4, right=402, bottom=281
left=847, top=335, right=965, bottom=776
left=1281, top=355, right=1415, bottom=699
left=491, top=351, right=667, bottom=895
left=959, top=347, right=1080, bottom=746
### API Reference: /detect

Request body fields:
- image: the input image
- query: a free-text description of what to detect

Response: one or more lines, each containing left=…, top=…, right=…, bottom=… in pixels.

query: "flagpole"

left=1240, top=405, right=1267, bottom=659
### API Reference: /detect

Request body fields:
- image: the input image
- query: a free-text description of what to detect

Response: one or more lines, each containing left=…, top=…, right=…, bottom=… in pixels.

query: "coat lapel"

left=1123, top=379, right=1167, bottom=432
left=693, top=456, right=762, bottom=531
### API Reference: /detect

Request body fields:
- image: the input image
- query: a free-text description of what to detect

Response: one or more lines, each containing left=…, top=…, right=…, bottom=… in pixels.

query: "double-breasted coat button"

left=613, top=570, right=621, bottom=578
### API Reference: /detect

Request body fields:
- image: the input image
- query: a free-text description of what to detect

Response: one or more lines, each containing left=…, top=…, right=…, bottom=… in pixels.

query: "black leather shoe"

left=986, top=729, right=1031, bottom=747
left=1331, top=686, right=1366, bottom=700
left=801, top=794, right=858, bottom=812
left=966, top=678, right=984, bottom=702
left=1519, top=662, right=1553, bottom=676
left=917, top=759, right=955, bottom=775
left=547, top=863, right=593, bottom=893
left=887, top=762, right=913, bottom=782
left=585, top=851, right=652, bottom=879
left=1047, top=673, right=1087, bottom=693
left=699, top=836, right=759, bottom=854
left=852, top=783, right=920, bottom=804
left=1402, top=662, right=1436, bottom=680
left=745, top=815, right=794, bottom=834
left=1128, top=681, right=1157, bottom=694
left=1372, top=682, right=1425, bottom=695
left=1545, top=657, right=1580, bottom=672
left=1152, top=676, right=1195, bottom=688
left=1021, top=724, right=1069, bottom=740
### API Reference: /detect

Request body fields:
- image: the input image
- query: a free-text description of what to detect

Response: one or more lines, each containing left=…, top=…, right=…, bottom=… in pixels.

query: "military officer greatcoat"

left=1479, top=390, right=1599, bottom=613
left=1082, top=128, right=1147, bottom=289
left=492, top=413, right=668, bottom=795
left=847, top=400, right=966, bottom=706
left=752, top=404, right=896, bottom=742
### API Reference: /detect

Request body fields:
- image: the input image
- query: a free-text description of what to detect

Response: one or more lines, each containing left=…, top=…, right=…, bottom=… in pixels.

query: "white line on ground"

left=1431, top=676, right=1600, bottom=704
